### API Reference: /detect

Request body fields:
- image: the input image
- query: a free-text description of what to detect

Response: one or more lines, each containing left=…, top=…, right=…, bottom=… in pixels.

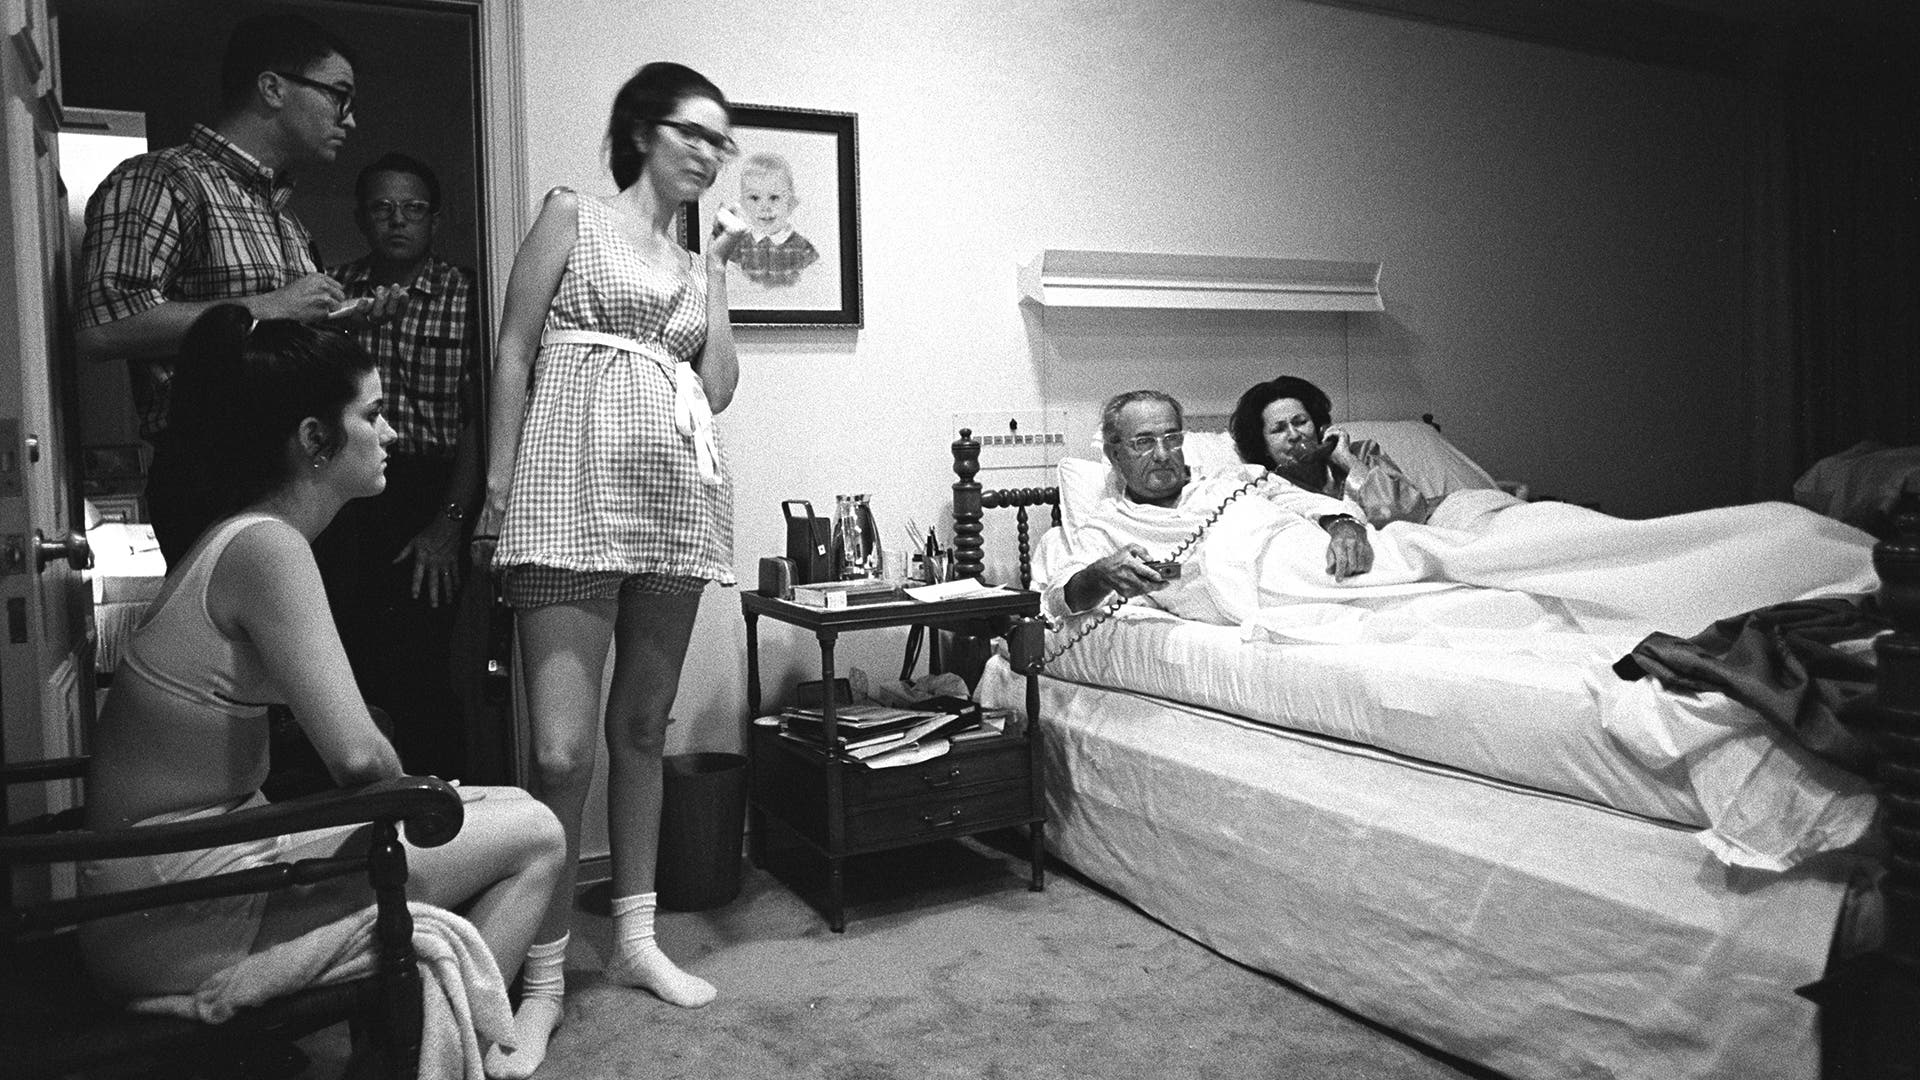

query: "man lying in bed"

left=1045, top=389, right=1880, bottom=639
left=1051, top=390, right=1371, bottom=623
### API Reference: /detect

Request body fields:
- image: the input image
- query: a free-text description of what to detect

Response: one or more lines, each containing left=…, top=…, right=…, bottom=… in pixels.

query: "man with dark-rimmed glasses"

left=76, top=12, right=404, bottom=566
left=322, top=151, right=487, bottom=782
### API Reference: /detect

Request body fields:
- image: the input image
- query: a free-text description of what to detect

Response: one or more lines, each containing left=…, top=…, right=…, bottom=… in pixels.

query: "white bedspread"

left=1196, top=489, right=1879, bottom=636
left=1034, top=492, right=1881, bottom=869
left=1039, top=602, right=1875, bottom=869
left=983, top=658, right=1857, bottom=1080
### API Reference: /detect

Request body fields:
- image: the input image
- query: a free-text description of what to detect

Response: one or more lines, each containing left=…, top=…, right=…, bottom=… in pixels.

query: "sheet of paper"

left=862, top=737, right=952, bottom=769
left=904, top=579, right=1011, bottom=603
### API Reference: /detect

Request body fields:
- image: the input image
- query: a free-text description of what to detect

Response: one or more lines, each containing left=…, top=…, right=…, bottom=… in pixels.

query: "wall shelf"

left=1018, top=249, right=1383, bottom=312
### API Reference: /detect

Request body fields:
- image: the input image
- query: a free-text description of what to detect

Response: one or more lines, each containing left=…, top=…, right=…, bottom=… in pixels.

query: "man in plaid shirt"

left=74, top=13, right=403, bottom=565
left=323, top=152, right=485, bottom=781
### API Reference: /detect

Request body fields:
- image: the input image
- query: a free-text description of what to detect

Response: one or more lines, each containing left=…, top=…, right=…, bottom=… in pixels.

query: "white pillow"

left=1339, top=420, right=1499, bottom=497
left=1057, top=421, right=1497, bottom=531
left=1176, top=430, right=1241, bottom=473
left=1057, top=456, right=1117, bottom=536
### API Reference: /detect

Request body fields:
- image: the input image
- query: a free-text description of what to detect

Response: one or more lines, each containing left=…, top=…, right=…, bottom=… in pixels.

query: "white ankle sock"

left=604, top=892, right=715, bottom=1008
left=485, top=934, right=568, bottom=1080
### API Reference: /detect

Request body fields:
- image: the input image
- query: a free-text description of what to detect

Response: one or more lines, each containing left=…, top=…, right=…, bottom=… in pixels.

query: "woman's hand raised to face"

left=707, top=204, right=750, bottom=264
left=1322, top=426, right=1358, bottom=472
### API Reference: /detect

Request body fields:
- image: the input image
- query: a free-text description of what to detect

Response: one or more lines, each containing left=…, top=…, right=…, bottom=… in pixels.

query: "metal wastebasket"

left=656, top=751, right=748, bottom=911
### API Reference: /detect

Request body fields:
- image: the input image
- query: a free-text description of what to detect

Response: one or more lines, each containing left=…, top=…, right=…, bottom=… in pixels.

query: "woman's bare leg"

left=253, top=793, right=563, bottom=979
left=484, top=598, right=619, bottom=1077
left=514, top=598, right=619, bottom=939
left=599, top=590, right=712, bottom=1006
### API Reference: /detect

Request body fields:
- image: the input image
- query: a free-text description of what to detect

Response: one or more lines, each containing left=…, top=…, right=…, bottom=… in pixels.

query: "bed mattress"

left=1035, top=603, right=1876, bottom=869
left=978, top=657, right=1860, bottom=1080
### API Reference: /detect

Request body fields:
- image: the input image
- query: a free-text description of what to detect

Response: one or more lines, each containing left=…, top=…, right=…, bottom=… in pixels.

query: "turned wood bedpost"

left=952, top=429, right=985, bottom=581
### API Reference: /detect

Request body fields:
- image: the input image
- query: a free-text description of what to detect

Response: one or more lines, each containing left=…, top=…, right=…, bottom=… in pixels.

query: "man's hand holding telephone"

left=1063, top=545, right=1182, bottom=614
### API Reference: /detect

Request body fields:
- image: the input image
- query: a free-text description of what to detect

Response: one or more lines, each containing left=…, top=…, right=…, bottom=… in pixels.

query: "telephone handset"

left=1297, top=433, right=1341, bottom=467
left=1268, top=433, right=1340, bottom=494
left=1036, top=470, right=1275, bottom=669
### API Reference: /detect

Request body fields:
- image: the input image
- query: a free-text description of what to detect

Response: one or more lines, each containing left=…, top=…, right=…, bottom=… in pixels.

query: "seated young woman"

left=78, top=305, right=567, bottom=1077
left=1229, top=375, right=1434, bottom=528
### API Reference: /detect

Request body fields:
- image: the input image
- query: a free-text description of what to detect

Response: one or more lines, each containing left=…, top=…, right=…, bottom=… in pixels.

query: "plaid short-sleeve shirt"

left=329, top=256, right=481, bottom=459
left=76, top=124, right=319, bottom=438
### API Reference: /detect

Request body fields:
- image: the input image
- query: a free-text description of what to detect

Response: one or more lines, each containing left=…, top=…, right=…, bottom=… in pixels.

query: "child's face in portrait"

left=740, top=170, right=797, bottom=235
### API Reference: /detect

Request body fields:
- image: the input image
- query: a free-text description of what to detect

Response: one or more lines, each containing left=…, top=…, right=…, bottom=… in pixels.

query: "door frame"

left=1, top=0, right=91, bottom=884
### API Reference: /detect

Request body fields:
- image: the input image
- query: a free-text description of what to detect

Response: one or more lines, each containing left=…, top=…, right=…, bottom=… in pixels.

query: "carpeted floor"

left=309, top=831, right=1498, bottom=1079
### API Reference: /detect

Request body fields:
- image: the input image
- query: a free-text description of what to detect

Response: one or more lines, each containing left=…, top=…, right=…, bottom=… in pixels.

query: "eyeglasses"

left=365, top=199, right=432, bottom=222
left=655, top=118, right=738, bottom=161
left=273, top=70, right=354, bottom=122
left=1117, top=430, right=1186, bottom=456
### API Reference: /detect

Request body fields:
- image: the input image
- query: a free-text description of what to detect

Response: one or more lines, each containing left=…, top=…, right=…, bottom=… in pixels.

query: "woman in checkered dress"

left=473, top=62, right=749, bottom=1077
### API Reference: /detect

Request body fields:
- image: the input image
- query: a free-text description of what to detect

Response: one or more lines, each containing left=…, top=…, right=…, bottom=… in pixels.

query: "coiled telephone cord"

left=1036, top=471, right=1272, bottom=669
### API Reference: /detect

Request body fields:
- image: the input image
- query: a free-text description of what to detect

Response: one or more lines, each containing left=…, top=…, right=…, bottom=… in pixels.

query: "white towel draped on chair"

left=128, top=902, right=515, bottom=1080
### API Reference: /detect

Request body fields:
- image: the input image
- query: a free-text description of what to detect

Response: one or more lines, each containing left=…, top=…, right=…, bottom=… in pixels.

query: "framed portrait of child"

left=690, top=104, right=863, bottom=327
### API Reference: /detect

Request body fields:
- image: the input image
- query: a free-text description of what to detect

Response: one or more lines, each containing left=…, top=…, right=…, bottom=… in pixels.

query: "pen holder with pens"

left=913, top=548, right=953, bottom=584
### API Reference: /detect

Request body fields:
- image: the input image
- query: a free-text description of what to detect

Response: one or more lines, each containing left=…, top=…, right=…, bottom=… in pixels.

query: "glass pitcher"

left=832, top=493, right=881, bottom=579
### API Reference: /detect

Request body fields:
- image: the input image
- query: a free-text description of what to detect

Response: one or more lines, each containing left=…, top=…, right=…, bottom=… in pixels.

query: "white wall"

left=511, top=0, right=1771, bottom=789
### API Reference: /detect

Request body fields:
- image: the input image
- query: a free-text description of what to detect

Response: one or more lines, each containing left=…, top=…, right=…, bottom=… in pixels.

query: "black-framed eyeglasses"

left=273, top=70, right=354, bottom=122
left=655, top=118, right=738, bottom=161
left=1118, top=430, right=1186, bottom=456
left=365, top=199, right=432, bottom=222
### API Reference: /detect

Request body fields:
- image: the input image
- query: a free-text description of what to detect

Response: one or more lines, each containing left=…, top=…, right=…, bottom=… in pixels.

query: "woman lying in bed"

left=1229, top=375, right=1435, bottom=527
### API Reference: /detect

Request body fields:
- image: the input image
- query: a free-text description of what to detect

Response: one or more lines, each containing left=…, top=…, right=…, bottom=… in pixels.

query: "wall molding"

left=1018, top=250, right=1383, bottom=313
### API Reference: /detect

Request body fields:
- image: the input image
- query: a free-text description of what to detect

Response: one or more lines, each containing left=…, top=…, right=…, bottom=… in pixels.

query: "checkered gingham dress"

left=495, top=192, right=735, bottom=584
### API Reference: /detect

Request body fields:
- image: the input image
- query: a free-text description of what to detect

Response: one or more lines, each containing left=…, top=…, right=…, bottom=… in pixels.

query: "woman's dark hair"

left=1229, top=376, right=1334, bottom=469
left=606, top=62, right=729, bottom=190
left=171, top=304, right=376, bottom=516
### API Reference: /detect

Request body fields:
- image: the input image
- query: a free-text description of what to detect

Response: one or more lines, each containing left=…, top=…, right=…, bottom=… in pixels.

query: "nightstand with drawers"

left=741, top=588, right=1045, bottom=932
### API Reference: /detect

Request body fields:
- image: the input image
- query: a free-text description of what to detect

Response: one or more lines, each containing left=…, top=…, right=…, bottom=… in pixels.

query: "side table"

left=742, top=588, right=1045, bottom=932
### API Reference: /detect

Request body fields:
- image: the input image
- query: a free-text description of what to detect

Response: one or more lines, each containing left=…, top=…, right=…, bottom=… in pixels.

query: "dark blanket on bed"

left=1613, top=595, right=1889, bottom=776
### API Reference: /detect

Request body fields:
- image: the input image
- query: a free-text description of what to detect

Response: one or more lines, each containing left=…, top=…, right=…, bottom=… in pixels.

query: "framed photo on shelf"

left=690, top=104, right=862, bottom=327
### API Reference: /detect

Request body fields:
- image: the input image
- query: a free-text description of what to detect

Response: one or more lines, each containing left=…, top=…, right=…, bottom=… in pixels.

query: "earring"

left=312, top=455, right=328, bottom=470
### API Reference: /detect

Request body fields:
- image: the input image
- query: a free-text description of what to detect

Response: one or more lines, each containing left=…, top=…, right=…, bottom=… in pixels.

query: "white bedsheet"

left=1036, top=598, right=1877, bottom=870
left=981, top=658, right=1860, bottom=1080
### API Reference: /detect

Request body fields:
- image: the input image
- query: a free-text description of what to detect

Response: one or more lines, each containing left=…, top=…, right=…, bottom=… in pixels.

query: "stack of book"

left=778, top=696, right=994, bottom=766
left=789, top=579, right=903, bottom=609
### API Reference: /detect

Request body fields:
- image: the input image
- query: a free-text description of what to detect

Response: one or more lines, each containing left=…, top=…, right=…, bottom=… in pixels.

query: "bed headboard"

left=951, top=428, right=1059, bottom=589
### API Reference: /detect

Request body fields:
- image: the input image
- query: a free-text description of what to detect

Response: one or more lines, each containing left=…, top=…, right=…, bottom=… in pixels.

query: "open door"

left=1, top=0, right=96, bottom=900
